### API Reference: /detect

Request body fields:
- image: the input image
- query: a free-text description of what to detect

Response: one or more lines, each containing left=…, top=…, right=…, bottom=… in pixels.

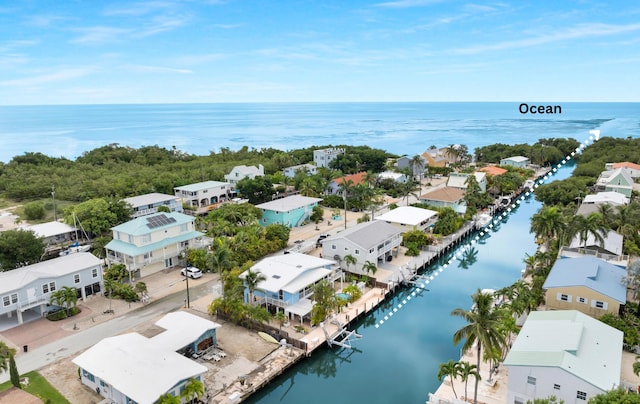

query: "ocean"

left=1, top=102, right=638, bottom=163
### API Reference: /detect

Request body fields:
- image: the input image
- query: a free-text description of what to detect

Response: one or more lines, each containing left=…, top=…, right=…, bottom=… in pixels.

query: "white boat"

left=498, top=196, right=511, bottom=208
left=474, top=213, right=492, bottom=229
left=522, top=179, right=535, bottom=191
left=59, top=241, right=92, bottom=256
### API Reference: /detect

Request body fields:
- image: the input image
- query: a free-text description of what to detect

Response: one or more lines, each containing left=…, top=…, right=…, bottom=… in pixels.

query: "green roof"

left=111, top=212, right=194, bottom=236
left=105, top=230, right=204, bottom=256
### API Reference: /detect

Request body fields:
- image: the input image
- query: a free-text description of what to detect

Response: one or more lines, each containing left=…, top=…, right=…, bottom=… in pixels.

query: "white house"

left=504, top=310, right=622, bottom=404
left=283, top=163, right=317, bottom=178
left=19, top=221, right=78, bottom=246
left=105, top=212, right=208, bottom=278
left=0, top=252, right=102, bottom=327
left=73, top=311, right=217, bottom=404
left=375, top=206, right=438, bottom=232
left=500, top=156, right=529, bottom=168
left=224, top=164, right=265, bottom=185
left=419, top=186, right=467, bottom=215
left=595, top=167, right=634, bottom=197
left=313, top=147, right=344, bottom=168
left=123, top=193, right=184, bottom=219
left=174, top=180, right=235, bottom=215
left=446, top=172, right=487, bottom=192
left=606, top=161, right=640, bottom=178
left=239, top=253, right=340, bottom=322
left=377, top=171, right=408, bottom=184
left=321, top=221, right=402, bottom=274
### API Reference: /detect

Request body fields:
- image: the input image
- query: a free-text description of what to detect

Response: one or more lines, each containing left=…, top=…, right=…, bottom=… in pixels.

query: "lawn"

left=0, top=370, right=70, bottom=403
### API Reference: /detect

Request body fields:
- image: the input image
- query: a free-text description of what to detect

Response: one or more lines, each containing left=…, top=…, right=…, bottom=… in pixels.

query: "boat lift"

left=321, top=315, right=362, bottom=349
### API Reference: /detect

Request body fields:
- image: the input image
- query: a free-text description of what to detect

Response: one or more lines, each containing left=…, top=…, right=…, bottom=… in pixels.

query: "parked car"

left=181, top=267, right=203, bottom=279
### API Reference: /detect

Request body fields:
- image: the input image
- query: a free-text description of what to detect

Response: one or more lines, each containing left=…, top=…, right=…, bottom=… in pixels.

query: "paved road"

left=0, top=280, right=216, bottom=383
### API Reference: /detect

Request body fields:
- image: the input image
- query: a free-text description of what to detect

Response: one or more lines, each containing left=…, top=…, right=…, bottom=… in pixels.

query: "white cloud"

left=0, top=40, right=38, bottom=52
left=124, top=64, right=193, bottom=74
left=136, top=15, right=190, bottom=37
left=70, top=26, right=132, bottom=44
left=173, top=53, right=226, bottom=65
left=374, top=0, right=443, bottom=8
left=103, top=1, right=177, bottom=16
left=0, top=68, right=94, bottom=87
left=26, top=14, right=67, bottom=27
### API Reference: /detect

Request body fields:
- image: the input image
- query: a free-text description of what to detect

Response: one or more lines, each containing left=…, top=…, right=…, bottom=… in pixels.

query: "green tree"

left=457, top=361, right=480, bottom=401
left=155, top=393, right=181, bottom=404
left=0, top=229, right=45, bottom=271
left=236, top=176, right=275, bottom=204
left=0, top=341, right=16, bottom=374
left=23, top=201, right=46, bottom=220
left=180, top=378, right=205, bottom=403
left=527, top=395, right=564, bottom=404
left=342, top=284, right=363, bottom=302
left=588, top=388, right=640, bottom=403
left=363, top=260, right=377, bottom=276
left=311, top=205, right=324, bottom=224
left=274, top=311, right=287, bottom=330
left=433, top=207, right=463, bottom=236
left=343, top=254, right=357, bottom=273
left=243, top=269, right=267, bottom=305
left=568, top=213, right=607, bottom=251
left=530, top=206, right=566, bottom=250
left=134, top=282, right=148, bottom=299
left=451, top=289, right=505, bottom=404
left=50, top=285, right=79, bottom=317
left=310, top=280, right=338, bottom=326
left=9, top=354, right=20, bottom=389
left=437, top=360, right=460, bottom=399
left=337, top=178, right=354, bottom=230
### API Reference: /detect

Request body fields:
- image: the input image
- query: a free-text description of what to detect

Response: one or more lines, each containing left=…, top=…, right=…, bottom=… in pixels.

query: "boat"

left=59, top=241, right=92, bottom=256
left=498, top=196, right=511, bottom=208
left=522, top=179, right=535, bottom=191
left=258, top=331, right=279, bottom=344
left=473, top=213, right=492, bottom=230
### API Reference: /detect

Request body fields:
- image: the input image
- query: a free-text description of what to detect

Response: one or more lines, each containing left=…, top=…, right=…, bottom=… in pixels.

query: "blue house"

left=256, top=195, right=322, bottom=228
left=500, top=156, right=529, bottom=168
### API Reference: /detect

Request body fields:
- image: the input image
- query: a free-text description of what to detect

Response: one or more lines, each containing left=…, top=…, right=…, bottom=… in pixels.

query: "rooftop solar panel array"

left=146, top=214, right=177, bottom=229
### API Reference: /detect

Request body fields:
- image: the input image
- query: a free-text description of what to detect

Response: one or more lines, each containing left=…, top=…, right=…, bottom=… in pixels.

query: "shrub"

left=23, top=201, right=46, bottom=220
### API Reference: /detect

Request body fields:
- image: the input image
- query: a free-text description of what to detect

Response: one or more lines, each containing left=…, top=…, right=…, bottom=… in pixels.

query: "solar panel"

left=146, top=214, right=177, bottom=229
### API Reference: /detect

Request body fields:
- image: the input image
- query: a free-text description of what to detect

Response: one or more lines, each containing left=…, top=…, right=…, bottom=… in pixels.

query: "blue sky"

left=1, top=0, right=639, bottom=104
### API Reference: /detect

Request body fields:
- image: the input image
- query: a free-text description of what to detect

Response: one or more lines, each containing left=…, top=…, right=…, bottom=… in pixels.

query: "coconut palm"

left=180, top=378, right=205, bottom=404
left=363, top=260, right=377, bottom=276
left=337, top=178, right=354, bottom=230
left=155, top=393, right=180, bottom=404
left=530, top=206, right=566, bottom=250
left=451, top=289, right=505, bottom=404
left=410, top=154, right=425, bottom=190
left=0, top=341, right=16, bottom=374
left=568, top=213, right=607, bottom=252
left=50, top=286, right=78, bottom=317
left=437, top=360, right=460, bottom=399
left=457, top=361, right=480, bottom=401
left=343, top=254, right=357, bottom=273
left=244, top=268, right=267, bottom=305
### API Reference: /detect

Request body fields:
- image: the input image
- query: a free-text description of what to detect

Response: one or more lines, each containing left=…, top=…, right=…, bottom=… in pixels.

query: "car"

left=181, top=267, right=203, bottom=279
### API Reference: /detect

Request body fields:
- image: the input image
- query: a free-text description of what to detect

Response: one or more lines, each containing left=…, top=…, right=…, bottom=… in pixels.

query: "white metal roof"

left=123, top=193, right=179, bottom=208
left=174, top=180, right=230, bottom=192
left=375, top=206, right=437, bottom=226
left=72, top=332, right=207, bottom=404
left=20, top=221, right=77, bottom=238
left=0, top=252, right=101, bottom=294
left=582, top=192, right=629, bottom=205
left=504, top=310, right=622, bottom=392
left=152, top=311, right=221, bottom=352
left=255, top=195, right=322, bottom=212
left=323, top=221, right=401, bottom=250
left=502, top=156, right=529, bottom=162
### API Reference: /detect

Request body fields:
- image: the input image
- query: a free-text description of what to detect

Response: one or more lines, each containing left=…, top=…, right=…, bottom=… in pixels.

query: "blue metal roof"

left=111, top=212, right=194, bottom=236
left=543, top=256, right=627, bottom=303
left=105, top=231, right=204, bottom=256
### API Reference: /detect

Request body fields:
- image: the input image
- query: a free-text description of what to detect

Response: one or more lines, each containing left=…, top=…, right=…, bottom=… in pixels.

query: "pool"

left=335, top=292, right=350, bottom=301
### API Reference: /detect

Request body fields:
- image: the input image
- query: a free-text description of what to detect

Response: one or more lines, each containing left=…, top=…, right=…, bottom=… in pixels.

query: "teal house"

left=256, top=195, right=322, bottom=228
left=595, top=167, right=634, bottom=197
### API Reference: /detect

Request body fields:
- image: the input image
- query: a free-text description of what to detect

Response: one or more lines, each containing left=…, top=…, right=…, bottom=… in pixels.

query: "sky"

left=0, top=0, right=639, bottom=105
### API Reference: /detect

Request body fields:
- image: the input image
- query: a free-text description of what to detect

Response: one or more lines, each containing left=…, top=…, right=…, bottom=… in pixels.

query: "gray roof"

left=543, top=256, right=627, bottom=303
left=174, top=180, right=229, bottom=192
left=123, top=193, right=178, bottom=208
left=323, top=221, right=401, bottom=249
left=255, top=195, right=322, bottom=212
left=568, top=230, right=624, bottom=256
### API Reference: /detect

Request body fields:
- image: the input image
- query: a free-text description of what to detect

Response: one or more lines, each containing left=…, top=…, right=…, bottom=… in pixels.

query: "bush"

left=46, top=307, right=81, bottom=321
left=113, top=283, right=140, bottom=302
left=23, top=201, right=46, bottom=220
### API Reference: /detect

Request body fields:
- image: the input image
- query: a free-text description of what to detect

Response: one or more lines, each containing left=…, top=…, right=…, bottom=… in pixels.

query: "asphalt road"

left=0, top=280, right=216, bottom=384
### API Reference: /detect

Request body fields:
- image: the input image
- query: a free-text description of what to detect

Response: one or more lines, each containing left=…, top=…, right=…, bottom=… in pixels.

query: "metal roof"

left=110, top=212, right=194, bottom=235
left=123, top=193, right=179, bottom=208
left=255, top=195, right=322, bottom=212
left=323, top=221, right=401, bottom=250
left=375, top=206, right=437, bottom=226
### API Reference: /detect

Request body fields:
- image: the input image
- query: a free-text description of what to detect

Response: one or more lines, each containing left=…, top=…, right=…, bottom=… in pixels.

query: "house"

left=419, top=186, right=467, bottom=214
left=576, top=191, right=629, bottom=216
left=375, top=206, right=438, bottom=232
left=105, top=212, right=208, bottom=278
left=396, top=156, right=426, bottom=176
left=594, top=167, right=634, bottom=197
left=73, top=311, right=217, bottom=404
left=19, top=221, right=78, bottom=246
left=321, top=221, right=402, bottom=274
left=327, top=172, right=367, bottom=195
left=313, top=147, right=345, bottom=168
left=446, top=172, right=487, bottom=192
left=606, top=161, right=640, bottom=178
left=542, top=256, right=626, bottom=316
left=224, top=164, right=265, bottom=185
left=421, top=149, right=448, bottom=168
left=255, top=195, right=322, bottom=228
left=239, top=253, right=340, bottom=322
left=174, top=180, right=236, bottom=215
left=500, top=156, right=529, bottom=168
left=283, top=163, right=317, bottom=178
left=377, top=171, right=408, bottom=184
left=567, top=229, right=624, bottom=257
left=123, top=192, right=184, bottom=219
left=0, top=252, right=102, bottom=327
left=478, top=165, right=507, bottom=177
left=504, top=310, right=622, bottom=404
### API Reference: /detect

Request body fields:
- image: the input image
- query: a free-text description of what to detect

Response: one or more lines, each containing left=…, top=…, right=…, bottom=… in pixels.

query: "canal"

left=248, top=165, right=574, bottom=404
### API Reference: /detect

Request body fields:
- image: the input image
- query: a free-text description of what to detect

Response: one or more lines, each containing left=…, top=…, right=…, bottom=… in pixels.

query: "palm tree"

left=244, top=268, right=267, bottom=305
left=451, top=289, right=505, bottom=404
left=180, top=378, right=205, bottom=403
left=363, top=260, right=377, bottom=276
left=568, top=213, right=607, bottom=252
left=274, top=311, right=287, bottom=330
left=337, top=178, right=354, bottom=230
left=343, top=254, right=357, bottom=273
left=50, top=286, right=77, bottom=318
left=155, top=393, right=181, bottom=404
left=0, top=341, right=16, bottom=374
left=410, top=155, right=425, bottom=191
left=597, top=203, right=617, bottom=229
left=398, top=181, right=421, bottom=206
left=437, top=360, right=460, bottom=399
left=457, top=361, right=480, bottom=401
left=530, top=206, right=566, bottom=250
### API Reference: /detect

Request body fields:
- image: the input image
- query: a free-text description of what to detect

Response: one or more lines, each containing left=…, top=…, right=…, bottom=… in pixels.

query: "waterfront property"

left=174, top=180, right=236, bottom=214
left=72, top=311, right=214, bottom=404
left=321, top=220, right=401, bottom=274
left=104, top=212, right=208, bottom=278
left=479, top=165, right=507, bottom=177
left=419, top=186, right=467, bottom=214
left=255, top=195, right=322, bottom=228
left=374, top=206, right=437, bottom=232
left=313, top=147, right=344, bottom=168
left=239, top=253, right=341, bottom=322
left=0, top=252, right=102, bottom=327
left=594, top=167, right=634, bottom=197
left=542, top=256, right=626, bottom=316
left=500, top=156, right=529, bottom=168
left=283, top=163, right=317, bottom=178
left=19, top=220, right=78, bottom=246
left=576, top=191, right=629, bottom=216
left=567, top=229, right=624, bottom=257
left=326, top=172, right=367, bottom=195
left=123, top=192, right=184, bottom=219
left=504, top=310, right=622, bottom=404
left=446, top=172, right=487, bottom=192
left=606, top=161, right=640, bottom=178
left=224, top=164, right=265, bottom=185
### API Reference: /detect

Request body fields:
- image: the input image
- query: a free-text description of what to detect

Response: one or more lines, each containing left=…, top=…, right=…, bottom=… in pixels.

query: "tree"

left=9, top=354, right=20, bottom=389
left=457, top=361, right=480, bottom=401
left=568, top=213, right=607, bottom=252
left=135, top=282, right=148, bottom=299
left=23, top=201, right=46, bottom=220
left=236, top=176, right=276, bottom=204
left=310, top=280, right=338, bottom=326
left=589, top=388, right=640, bottom=403
left=530, top=206, right=565, bottom=250
left=0, top=229, right=45, bottom=271
left=50, top=285, right=79, bottom=317
left=180, top=378, right=205, bottom=404
left=311, top=205, right=324, bottom=224
left=437, top=360, right=460, bottom=399
left=363, top=260, right=377, bottom=276
left=243, top=269, right=267, bottom=305
left=337, top=178, right=354, bottom=230
left=634, top=355, right=640, bottom=378
left=410, top=154, right=425, bottom=186
left=155, top=393, right=181, bottom=404
left=344, top=254, right=357, bottom=273
left=451, top=289, right=505, bottom=404
left=274, top=311, right=287, bottom=330
left=0, top=341, right=16, bottom=374
left=64, top=198, right=118, bottom=236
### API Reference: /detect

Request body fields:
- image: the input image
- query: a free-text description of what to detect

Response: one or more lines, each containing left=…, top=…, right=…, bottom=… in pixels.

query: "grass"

left=10, top=198, right=76, bottom=224
left=0, top=370, right=70, bottom=403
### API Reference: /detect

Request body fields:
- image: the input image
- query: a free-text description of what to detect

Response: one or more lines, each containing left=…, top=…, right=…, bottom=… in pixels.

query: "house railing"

left=18, top=296, right=48, bottom=310
left=559, top=246, right=629, bottom=262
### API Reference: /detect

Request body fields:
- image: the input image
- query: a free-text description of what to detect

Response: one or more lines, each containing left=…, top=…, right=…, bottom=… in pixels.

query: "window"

left=557, top=293, right=572, bottom=302
left=42, top=283, right=49, bottom=294
left=92, top=268, right=98, bottom=278
left=74, top=274, right=80, bottom=284
left=526, top=376, right=536, bottom=385
left=180, top=223, right=188, bottom=232
left=141, top=234, right=151, bottom=243
left=2, top=296, right=9, bottom=307
left=42, top=282, right=56, bottom=294
left=128, top=234, right=133, bottom=243
left=577, top=391, right=587, bottom=400
left=82, top=369, right=95, bottom=382
left=355, top=249, right=360, bottom=255
left=595, top=301, right=605, bottom=309
left=577, top=297, right=587, bottom=304
left=332, top=245, right=336, bottom=250
left=554, top=384, right=561, bottom=390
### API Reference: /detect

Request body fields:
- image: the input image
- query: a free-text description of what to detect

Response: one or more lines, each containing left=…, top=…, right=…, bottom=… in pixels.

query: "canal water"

left=248, top=165, right=574, bottom=404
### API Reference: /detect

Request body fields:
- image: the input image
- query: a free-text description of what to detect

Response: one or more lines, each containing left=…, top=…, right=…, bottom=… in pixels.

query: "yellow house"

left=543, top=256, right=626, bottom=317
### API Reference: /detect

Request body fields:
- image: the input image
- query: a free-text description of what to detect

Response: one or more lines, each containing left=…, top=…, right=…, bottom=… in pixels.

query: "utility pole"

left=51, top=184, right=57, bottom=221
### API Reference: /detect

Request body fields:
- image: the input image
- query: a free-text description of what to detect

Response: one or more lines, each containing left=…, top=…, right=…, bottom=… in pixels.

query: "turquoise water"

left=335, top=293, right=350, bottom=301
left=247, top=166, right=574, bottom=404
